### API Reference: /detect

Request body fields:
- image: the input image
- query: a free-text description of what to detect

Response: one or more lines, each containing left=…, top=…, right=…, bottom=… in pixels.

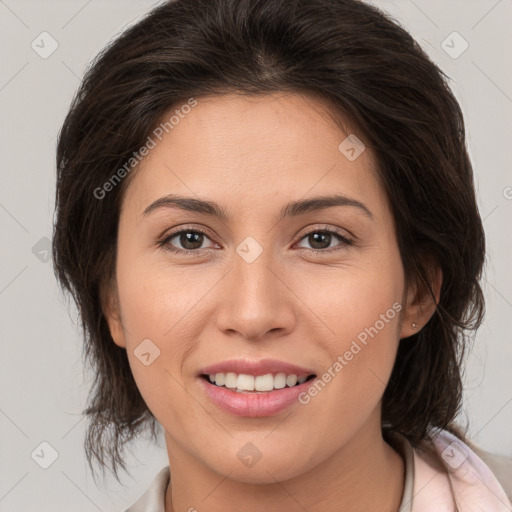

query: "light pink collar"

left=411, top=429, right=511, bottom=511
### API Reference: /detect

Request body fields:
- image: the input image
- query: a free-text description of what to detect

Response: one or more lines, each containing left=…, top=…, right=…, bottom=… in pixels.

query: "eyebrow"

left=142, top=193, right=373, bottom=221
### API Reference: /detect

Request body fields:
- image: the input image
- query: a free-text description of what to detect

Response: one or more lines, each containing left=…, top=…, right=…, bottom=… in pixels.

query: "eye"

left=295, top=227, right=354, bottom=252
left=158, top=225, right=354, bottom=255
left=158, top=228, right=217, bottom=255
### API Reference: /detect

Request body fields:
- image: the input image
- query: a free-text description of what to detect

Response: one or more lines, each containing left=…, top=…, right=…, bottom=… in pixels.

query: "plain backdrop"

left=1, top=0, right=511, bottom=510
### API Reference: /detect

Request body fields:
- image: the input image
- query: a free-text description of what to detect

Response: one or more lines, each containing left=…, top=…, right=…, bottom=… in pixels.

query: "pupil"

left=181, top=232, right=203, bottom=250
left=309, top=232, right=330, bottom=249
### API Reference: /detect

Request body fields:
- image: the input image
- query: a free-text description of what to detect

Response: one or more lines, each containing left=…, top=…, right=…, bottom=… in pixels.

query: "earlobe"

left=400, top=265, right=443, bottom=339
left=101, top=284, right=127, bottom=349
left=106, top=302, right=127, bottom=348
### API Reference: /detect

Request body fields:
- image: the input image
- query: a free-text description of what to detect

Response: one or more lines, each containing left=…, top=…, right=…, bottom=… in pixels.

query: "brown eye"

left=174, top=231, right=205, bottom=250
left=160, top=229, right=217, bottom=254
left=296, top=229, right=353, bottom=252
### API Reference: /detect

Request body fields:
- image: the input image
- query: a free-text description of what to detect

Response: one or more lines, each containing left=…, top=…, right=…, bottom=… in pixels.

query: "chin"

left=202, top=443, right=312, bottom=484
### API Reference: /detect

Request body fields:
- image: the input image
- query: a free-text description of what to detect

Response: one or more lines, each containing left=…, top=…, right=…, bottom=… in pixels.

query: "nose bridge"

left=231, top=238, right=277, bottom=308
left=216, top=235, right=293, bottom=339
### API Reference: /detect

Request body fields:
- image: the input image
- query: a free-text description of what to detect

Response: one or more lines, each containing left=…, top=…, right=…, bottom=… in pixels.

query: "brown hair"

left=52, top=0, right=485, bottom=482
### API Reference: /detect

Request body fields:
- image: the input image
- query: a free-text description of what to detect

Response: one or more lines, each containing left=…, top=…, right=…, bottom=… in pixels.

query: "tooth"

left=236, top=374, right=255, bottom=391
left=286, top=374, right=298, bottom=387
left=207, top=371, right=311, bottom=390
left=273, top=373, right=287, bottom=389
left=255, top=374, right=274, bottom=391
left=224, top=372, right=237, bottom=388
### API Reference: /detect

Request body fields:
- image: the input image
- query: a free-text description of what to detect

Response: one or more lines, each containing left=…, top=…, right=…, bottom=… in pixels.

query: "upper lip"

left=199, top=358, right=316, bottom=378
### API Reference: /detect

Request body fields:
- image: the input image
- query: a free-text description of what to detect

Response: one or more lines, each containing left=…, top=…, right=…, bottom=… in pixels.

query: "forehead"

left=121, top=92, right=387, bottom=221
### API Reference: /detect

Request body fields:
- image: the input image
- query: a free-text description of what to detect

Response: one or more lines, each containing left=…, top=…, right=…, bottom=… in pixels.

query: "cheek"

left=116, top=253, right=205, bottom=340
left=304, top=247, right=403, bottom=343
left=299, top=246, right=404, bottom=404
left=115, top=253, right=221, bottom=426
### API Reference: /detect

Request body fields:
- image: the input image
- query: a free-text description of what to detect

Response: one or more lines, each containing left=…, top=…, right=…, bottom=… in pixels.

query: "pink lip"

left=198, top=376, right=317, bottom=417
left=199, top=358, right=316, bottom=378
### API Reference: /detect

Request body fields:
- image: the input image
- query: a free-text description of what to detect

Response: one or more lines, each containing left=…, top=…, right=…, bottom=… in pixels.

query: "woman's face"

left=107, top=92, right=415, bottom=483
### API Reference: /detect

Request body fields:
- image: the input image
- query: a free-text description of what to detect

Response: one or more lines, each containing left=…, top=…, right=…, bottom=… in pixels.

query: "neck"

left=164, top=418, right=404, bottom=512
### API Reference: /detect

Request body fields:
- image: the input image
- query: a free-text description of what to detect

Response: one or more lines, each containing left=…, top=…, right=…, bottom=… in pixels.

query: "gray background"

left=0, top=0, right=511, bottom=510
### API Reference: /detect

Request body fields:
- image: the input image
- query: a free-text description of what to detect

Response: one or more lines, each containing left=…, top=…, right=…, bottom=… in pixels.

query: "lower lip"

left=198, top=376, right=316, bottom=417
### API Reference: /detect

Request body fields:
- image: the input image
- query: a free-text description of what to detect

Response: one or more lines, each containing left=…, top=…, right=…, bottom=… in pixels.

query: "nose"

left=215, top=244, right=296, bottom=342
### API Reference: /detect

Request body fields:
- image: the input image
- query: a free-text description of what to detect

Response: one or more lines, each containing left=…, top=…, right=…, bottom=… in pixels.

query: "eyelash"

left=157, top=225, right=354, bottom=255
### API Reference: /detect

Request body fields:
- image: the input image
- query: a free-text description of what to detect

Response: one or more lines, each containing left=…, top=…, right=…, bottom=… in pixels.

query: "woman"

left=52, top=0, right=512, bottom=510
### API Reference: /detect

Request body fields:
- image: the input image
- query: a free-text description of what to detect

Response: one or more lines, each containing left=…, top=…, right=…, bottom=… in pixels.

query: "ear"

left=400, top=262, right=443, bottom=339
left=100, top=278, right=127, bottom=349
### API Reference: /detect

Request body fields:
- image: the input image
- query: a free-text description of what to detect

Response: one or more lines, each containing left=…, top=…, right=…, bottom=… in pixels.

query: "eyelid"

left=296, top=223, right=353, bottom=242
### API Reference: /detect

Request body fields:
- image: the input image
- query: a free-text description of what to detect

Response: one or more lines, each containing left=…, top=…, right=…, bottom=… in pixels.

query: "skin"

left=105, top=92, right=441, bottom=512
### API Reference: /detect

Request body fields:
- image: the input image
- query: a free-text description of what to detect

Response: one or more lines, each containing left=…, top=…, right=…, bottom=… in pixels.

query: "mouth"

left=200, top=372, right=317, bottom=394
left=198, top=371, right=318, bottom=417
left=196, top=358, right=319, bottom=416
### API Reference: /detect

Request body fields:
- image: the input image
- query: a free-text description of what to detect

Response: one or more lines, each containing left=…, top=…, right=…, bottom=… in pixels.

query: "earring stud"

left=411, top=322, right=417, bottom=329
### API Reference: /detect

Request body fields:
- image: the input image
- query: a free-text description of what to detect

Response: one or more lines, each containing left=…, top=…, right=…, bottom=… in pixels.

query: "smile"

left=198, top=373, right=318, bottom=417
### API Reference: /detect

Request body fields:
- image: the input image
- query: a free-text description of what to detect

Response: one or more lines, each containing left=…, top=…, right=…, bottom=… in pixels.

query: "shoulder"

left=466, top=441, right=512, bottom=501
left=124, top=466, right=170, bottom=512
left=414, top=429, right=512, bottom=510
